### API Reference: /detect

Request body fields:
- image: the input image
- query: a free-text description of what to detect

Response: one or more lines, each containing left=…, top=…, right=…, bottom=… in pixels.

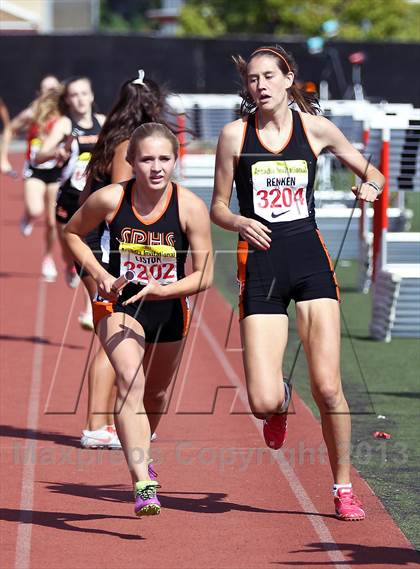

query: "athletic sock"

left=135, top=480, right=158, bottom=492
left=333, top=483, right=352, bottom=496
left=279, top=381, right=291, bottom=413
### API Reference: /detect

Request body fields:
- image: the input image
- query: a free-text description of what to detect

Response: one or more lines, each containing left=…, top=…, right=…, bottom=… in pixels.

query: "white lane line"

left=200, top=317, right=350, bottom=569
left=15, top=279, right=47, bottom=569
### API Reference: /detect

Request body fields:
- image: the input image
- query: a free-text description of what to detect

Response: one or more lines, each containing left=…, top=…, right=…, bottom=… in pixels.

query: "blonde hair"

left=126, top=122, right=179, bottom=163
left=233, top=45, right=320, bottom=116
left=32, top=86, right=63, bottom=134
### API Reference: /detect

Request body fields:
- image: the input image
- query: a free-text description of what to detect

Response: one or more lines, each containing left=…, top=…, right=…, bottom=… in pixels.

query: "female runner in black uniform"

left=211, top=45, right=385, bottom=521
left=78, top=73, right=179, bottom=449
left=64, top=123, right=213, bottom=516
left=36, top=76, right=105, bottom=288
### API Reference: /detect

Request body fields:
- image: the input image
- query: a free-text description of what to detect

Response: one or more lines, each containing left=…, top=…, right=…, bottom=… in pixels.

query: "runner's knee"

left=27, top=205, right=44, bottom=218
left=312, top=382, right=342, bottom=411
left=250, top=394, right=284, bottom=417
left=116, top=366, right=145, bottom=396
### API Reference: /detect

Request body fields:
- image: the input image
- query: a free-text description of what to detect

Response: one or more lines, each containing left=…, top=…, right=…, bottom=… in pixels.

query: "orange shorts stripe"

left=315, top=229, right=340, bottom=302
left=92, top=300, right=114, bottom=328
left=237, top=241, right=249, bottom=320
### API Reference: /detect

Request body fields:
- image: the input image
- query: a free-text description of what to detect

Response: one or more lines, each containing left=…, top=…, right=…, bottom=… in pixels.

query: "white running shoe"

left=78, top=311, right=94, bottom=331
left=81, top=425, right=156, bottom=449
left=65, top=266, right=80, bottom=288
left=20, top=215, right=33, bottom=237
left=80, top=425, right=122, bottom=449
left=41, top=256, right=57, bottom=283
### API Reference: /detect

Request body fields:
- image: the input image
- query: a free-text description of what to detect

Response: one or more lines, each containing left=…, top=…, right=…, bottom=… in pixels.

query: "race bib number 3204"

left=119, top=243, right=177, bottom=286
left=251, top=159, right=309, bottom=222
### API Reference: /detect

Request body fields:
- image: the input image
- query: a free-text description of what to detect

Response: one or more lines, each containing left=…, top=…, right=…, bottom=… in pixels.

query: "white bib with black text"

left=251, top=159, right=309, bottom=223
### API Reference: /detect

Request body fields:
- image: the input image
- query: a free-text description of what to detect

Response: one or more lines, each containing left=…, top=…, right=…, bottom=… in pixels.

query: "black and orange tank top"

left=61, top=114, right=102, bottom=192
left=234, top=109, right=317, bottom=236
left=108, top=179, right=189, bottom=289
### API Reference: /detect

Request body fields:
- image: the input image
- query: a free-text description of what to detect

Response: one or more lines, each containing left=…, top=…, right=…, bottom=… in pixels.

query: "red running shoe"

left=334, top=488, right=365, bottom=521
left=263, top=378, right=292, bottom=449
left=263, top=413, right=288, bottom=449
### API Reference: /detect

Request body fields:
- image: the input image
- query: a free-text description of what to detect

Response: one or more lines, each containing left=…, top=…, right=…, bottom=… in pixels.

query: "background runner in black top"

left=59, top=113, right=102, bottom=196
left=55, top=113, right=102, bottom=225
left=37, top=77, right=105, bottom=291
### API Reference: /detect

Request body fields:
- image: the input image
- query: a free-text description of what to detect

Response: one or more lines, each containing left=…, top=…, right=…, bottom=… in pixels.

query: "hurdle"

left=367, top=111, right=420, bottom=339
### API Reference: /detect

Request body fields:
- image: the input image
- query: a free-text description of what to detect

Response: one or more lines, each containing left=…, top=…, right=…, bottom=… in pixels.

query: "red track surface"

left=1, top=158, right=418, bottom=569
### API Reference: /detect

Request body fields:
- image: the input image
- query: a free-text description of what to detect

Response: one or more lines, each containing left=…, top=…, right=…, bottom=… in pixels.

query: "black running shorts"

left=93, top=286, right=190, bottom=344
left=24, top=165, right=62, bottom=185
left=55, top=187, right=80, bottom=224
left=237, top=228, right=339, bottom=319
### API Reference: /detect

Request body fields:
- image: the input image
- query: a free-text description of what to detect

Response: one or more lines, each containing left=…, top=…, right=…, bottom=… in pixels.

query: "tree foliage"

left=100, top=0, right=160, bottom=32
left=178, top=0, right=420, bottom=41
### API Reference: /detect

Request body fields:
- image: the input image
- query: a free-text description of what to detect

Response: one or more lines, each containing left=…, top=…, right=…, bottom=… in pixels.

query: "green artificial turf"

left=212, top=224, right=420, bottom=549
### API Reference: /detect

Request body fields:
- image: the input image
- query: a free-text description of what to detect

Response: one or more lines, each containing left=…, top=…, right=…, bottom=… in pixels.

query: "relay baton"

left=112, top=270, right=135, bottom=293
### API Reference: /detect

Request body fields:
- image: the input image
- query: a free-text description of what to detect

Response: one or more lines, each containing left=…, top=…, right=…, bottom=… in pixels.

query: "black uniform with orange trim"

left=95, top=179, right=190, bottom=343
left=56, top=115, right=102, bottom=224
left=234, top=110, right=339, bottom=319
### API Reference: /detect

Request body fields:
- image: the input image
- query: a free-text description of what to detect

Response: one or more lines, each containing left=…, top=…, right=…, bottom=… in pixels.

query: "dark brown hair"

left=86, top=77, right=178, bottom=181
left=233, top=45, right=320, bottom=116
left=126, top=122, right=179, bottom=164
left=58, top=76, right=93, bottom=116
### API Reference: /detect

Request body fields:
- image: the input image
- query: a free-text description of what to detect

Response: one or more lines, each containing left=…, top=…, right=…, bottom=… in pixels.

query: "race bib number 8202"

left=251, top=159, right=309, bottom=223
left=119, top=243, right=177, bottom=286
